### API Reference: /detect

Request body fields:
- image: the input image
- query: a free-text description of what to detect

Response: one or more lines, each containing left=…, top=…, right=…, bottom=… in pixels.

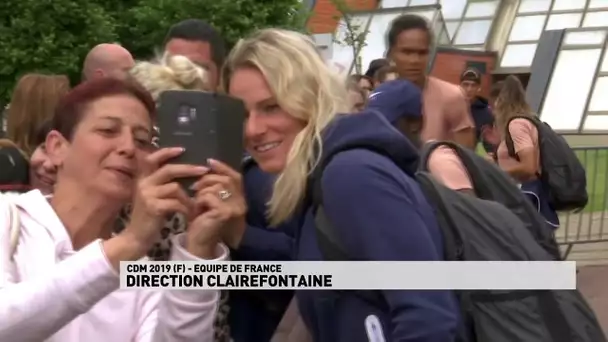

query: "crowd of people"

left=0, top=12, right=600, bottom=342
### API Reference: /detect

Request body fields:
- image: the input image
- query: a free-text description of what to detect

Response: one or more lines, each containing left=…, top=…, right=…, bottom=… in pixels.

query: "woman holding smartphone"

left=0, top=78, right=232, bottom=341
left=217, top=29, right=458, bottom=342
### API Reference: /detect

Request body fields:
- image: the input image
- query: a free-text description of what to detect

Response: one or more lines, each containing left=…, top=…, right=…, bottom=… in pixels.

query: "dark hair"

left=346, top=79, right=366, bottom=99
left=490, top=81, right=503, bottom=99
left=53, top=78, right=156, bottom=140
left=33, top=119, right=53, bottom=147
left=349, top=74, right=373, bottom=85
left=365, top=58, right=390, bottom=78
left=387, top=14, right=433, bottom=51
left=164, top=19, right=226, bottom=69
left=374, top=65, right=398, bottom=83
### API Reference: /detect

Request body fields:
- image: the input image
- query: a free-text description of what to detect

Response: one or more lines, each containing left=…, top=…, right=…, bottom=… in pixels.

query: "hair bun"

left=129, top=54, right=209, bottom=101
left=162, top=54, right=206, bottom=89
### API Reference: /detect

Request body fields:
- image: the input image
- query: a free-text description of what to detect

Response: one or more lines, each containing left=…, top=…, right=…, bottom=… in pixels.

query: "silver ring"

left=218, top=190, right=232, bottom=201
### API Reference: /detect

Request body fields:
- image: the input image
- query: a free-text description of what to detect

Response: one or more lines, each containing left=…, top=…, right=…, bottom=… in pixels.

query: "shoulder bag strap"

left=8, top=201, right=20, bottom=261
left=0, top=194, right=21, bottom=285
left=270, top=298, right=312, bottom=342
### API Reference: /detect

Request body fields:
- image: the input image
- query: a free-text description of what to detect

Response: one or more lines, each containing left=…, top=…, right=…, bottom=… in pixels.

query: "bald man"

left=82, top=43, right=135, bottom=81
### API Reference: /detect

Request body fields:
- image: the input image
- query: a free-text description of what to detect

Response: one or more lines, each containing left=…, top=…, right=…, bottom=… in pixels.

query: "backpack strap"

left=0, top=193, right=21, bottom=285
left=420, top=141, right=495, bottom=199
left=418, top=140, right=447, bottom=171
left=0, top=194, right=21, bottom=261
left=310, top=144, right=394, bottom=312
left=504, top=115, right=545, bottom=184
left=504, top=115, right=539, bottom=161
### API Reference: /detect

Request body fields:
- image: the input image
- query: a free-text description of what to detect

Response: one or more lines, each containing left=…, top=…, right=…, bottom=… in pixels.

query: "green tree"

left=331, top=0, right=368, bottom=74
left=0, top=0, right=119, bottom=103
left=119, top=0, right=308, bottom=60
left=0, top=0, right=308, bottom=103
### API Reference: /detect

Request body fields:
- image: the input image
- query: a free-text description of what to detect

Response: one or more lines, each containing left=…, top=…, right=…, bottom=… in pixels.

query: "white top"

left=0, top=190, right=228, bottom=342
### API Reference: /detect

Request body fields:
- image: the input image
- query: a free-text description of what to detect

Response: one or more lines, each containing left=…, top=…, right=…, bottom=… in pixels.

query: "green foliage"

left=0, top=0, right=308, bottom=104
left=0, top=0, right=119, bottom=103
left=120, top=0, right=307, bottom=59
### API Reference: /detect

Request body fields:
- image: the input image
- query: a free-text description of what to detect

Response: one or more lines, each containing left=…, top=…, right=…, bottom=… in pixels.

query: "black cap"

left=0, top=145, right=30, bottom=193
left=461, top=68, right=481, bottom=84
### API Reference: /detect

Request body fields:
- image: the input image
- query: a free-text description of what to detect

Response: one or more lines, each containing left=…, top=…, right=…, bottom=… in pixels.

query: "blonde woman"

left=0, top=77, right=229, bottom=341
left=220, top=29, right=458, bottom=342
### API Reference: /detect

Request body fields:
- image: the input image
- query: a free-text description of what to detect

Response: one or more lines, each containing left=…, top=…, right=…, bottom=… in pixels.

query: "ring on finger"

left=218, top=189, right=232, bottom=201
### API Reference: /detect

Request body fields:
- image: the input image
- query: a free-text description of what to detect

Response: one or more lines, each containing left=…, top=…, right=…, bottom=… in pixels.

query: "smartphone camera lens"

left=177, top=105, right=190, bottom=125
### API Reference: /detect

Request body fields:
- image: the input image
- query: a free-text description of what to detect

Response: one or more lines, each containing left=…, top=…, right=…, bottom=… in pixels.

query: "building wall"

left=308, top=0, right=378, bottom=34
left=431, top=48, right=497, bottom=99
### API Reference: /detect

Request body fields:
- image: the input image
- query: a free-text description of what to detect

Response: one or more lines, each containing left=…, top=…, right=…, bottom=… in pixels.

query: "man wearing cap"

left=460, top=68, right=495, bottom=153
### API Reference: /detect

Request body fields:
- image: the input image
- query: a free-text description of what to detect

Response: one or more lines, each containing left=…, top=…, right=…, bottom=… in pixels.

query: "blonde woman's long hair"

left=129, top=53, right=210, bottom=101
left=221, top=29, right=350, bottom=226
left=491, top=75, right=533, bottom=136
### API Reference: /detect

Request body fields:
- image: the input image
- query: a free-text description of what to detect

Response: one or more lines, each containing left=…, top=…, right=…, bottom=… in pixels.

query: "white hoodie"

left=0, top=190, right=227, bottom=342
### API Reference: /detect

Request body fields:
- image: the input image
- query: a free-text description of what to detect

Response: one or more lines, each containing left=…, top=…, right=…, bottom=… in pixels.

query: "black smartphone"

left=156, top=90, right=246, bottom=193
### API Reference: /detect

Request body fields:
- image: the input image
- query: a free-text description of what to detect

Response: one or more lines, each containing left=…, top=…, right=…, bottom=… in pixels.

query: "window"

left=359, top=12, right=402, bottom=72
left=545, top=13, right=582, bottom=30
left=439, top=0, right=467, bottom=19
left=501, top=44, right=538, bottom=67
left=589, top=0, right=608, bottom=9
left=380, top=0, right=407, bottom=8
left=409, top=0, right=438, bottom=5
left=563, top=31, right=606, bottom=46
left=518, top=0, right=551, bottom=13
left=509, top=15, right=546, bottom=42
left=445, top=22, right=460, bottom=39
left=583, top=116, right=608, bottom=130
left=588, top=77, right=608, bottom=112
left=552, top=0, right=586, bottom=11
left=454, top=20, right=492, bottom=45
left=540, top=49, right=602, bottom=130
left=464, top=1, right=498, bottom=18
left=583, top=12, right=608, bottom=28
left=413, top=10, right=435, bottom=21
left=434, top=21, right=451, bottom=45
left=461, top=46, right=485, bottom=51
left=601, top=50, right=608, bottom=72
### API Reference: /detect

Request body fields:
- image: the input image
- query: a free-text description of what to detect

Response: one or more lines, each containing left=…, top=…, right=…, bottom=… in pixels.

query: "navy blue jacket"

left=470, top=97, right=495, bottom=153
left=229, top=161, right=300, bottom=342
left=296, top=111, right=459, bottom=342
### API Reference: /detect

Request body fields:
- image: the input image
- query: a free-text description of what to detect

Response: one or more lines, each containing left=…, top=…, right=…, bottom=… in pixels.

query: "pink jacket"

left=0, top=190, right=226, bottom=342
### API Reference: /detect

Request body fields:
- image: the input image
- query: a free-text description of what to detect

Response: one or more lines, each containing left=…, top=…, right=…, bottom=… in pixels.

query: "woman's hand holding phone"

left=110, top=148, right=209, bottom=263
left=187, top=159, right=247, bottom=257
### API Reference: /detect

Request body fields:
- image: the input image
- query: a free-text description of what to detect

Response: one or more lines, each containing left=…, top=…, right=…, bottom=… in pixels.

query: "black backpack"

left=0, top=144, right=30, bottom=193
left=505, top=116, right=588, bottom=212
left=312, top=145, right=605, bottom=342
left=418, top=140, right=562, bottom=260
